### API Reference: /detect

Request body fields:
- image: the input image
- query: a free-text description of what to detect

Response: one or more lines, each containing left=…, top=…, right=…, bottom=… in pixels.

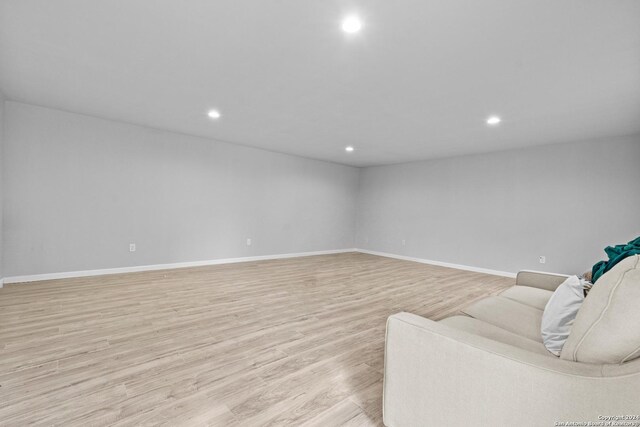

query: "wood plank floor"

left=0, top=252, right=513, bottom=426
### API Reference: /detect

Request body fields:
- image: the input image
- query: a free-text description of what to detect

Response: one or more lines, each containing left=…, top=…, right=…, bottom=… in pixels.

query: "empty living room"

left=1, top=1, right=639, bottom=426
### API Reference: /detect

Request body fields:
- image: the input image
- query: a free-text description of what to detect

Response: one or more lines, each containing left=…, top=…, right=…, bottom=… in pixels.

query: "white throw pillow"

left=541, top=275, right=587, bottom=356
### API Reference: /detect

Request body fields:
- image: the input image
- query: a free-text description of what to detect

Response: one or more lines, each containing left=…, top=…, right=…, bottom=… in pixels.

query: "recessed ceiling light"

left=486, top=116, right=501, bottom=125
left=345, top=146, right=355, bottom=152
left=207, top=110, right=221, bottom=119
left=341, top=16, right=363, bottom=33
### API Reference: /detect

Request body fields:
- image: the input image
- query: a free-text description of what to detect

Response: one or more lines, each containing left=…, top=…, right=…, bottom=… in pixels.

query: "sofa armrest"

left=383, top=312, right=640, bottom=427
left=515, top=270, right=569, bottom=291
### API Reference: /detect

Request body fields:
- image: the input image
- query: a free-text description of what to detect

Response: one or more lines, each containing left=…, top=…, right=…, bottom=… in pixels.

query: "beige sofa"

left=383, top=255, right=640, bottom=427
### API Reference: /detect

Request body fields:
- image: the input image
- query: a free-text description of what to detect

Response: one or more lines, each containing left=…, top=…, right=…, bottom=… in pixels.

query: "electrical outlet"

left=246, top=238, right=252, bottom=246
left=402, top=239, right=406, bottom=246
left=539, top=256, right=546, bottom=264
left=129, top=243, right=136, bottom=252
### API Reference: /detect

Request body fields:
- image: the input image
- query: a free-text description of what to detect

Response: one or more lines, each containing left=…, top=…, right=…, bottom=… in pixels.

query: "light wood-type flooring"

left=0, top=252, right=513, bottom=426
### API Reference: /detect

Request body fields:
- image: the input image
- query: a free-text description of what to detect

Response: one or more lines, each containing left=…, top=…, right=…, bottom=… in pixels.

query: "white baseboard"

left=2, top=248, right=357, bottom=284
left=2, top=247, right=515, bottom=285
left=354, top=248, right=516, bottom=278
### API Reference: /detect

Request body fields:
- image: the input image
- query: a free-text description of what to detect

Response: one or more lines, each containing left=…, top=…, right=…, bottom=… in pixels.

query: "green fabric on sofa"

left=591, top=236, right=640, bottom=283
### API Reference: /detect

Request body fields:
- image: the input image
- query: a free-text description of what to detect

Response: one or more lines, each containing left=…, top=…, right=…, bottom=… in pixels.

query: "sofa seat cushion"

left=461, top=296, right=544, bottom=342
left=499, top=286, right=554, bottom=310
left=439, top=315, right=553, bottom=356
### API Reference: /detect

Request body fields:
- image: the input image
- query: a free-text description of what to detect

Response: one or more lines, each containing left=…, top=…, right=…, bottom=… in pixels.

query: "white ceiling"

left=1, top=1, right=639, bottom=167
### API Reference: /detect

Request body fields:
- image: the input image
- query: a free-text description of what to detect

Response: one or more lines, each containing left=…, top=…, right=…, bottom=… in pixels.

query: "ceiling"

left=1, top=1, right=639, bottom=167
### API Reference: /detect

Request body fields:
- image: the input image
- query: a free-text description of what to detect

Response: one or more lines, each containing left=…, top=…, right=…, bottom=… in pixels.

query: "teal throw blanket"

left=591, top=236, right=640, bottom=283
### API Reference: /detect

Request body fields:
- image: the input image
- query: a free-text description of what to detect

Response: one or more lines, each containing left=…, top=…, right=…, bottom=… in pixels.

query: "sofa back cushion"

left=560, top=255, right=640, bottom=364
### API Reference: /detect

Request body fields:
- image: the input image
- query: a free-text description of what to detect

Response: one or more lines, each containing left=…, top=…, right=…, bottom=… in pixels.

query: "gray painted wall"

left=0, top=94, right=4, bottom=280
left=3, top=102, right=359, bottom=277
left=356, top=135, right=640, bottom=275
left=3, top=101, right=639, bottom=279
